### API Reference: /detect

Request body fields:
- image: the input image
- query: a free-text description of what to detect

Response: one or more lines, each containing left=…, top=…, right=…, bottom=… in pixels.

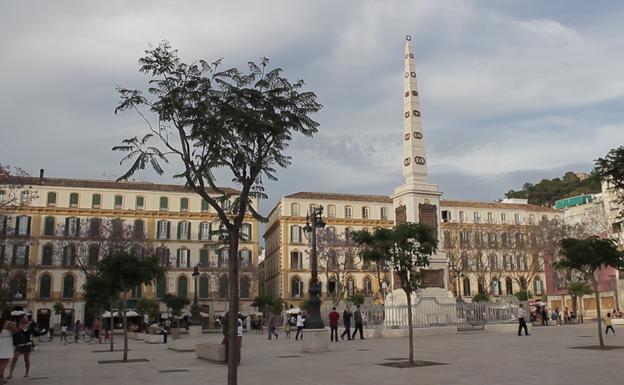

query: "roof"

left=285, top=192, right=393, bottom=204
left=0, top=175, right=239, bottom=195
left=440, top=199, right=560, bottom=213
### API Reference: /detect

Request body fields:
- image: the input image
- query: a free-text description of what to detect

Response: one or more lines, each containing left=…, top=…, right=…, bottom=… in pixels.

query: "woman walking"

left=605, top=313, right=616, bottom=335
left=7, top=317, right=34, bottom=379
left=0, top=320, right=17, bottom=384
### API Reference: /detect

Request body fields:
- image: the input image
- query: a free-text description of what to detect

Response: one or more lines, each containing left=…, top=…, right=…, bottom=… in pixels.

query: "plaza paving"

left=5, top=323, right=624, bottom=385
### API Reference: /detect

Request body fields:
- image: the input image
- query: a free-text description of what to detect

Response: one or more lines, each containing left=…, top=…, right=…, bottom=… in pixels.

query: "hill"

left=504, top=171, right=602, bottom=207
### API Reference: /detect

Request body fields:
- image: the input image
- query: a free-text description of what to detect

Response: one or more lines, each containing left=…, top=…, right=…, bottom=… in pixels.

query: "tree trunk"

left=594, top=288, right=605, bottom=348
left=109, top=297, right=114, bottom=352
left=227, top=230, right=241, bottom=385
left=122, top=294, right=129, bottom=362
left=405, top=290, right=414, bottom=365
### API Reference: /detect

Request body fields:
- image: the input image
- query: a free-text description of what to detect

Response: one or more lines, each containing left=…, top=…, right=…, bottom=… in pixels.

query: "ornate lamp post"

left=303, top=206, right=326, bottom=329
left=190, top=265, right=201, bottom=325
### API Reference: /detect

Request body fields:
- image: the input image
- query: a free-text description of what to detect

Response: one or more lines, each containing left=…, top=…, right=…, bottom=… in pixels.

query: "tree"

left=504, top=171, right=602, bottom=206
left=352, top=223, right=437, bottom=365
left=135, top=298, right=160, bottom=325
left=316, top=228, right=362, bottom=305
left=567, top=281, right=592, bottom=322
left=162, top=294, right=190, bottom=330
left=595, top=146, right=624, bottom=213
left=99, top=251, right=164, bottom=361
left=556, top=237, right=624, bottom=348
left=83, top=273, right=119, bottom=351
left=113, top=42, right=321, bottom=385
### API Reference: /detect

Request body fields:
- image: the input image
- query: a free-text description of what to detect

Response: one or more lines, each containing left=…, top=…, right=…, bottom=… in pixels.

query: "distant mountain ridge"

left=504, top=171, right=602, bottom=207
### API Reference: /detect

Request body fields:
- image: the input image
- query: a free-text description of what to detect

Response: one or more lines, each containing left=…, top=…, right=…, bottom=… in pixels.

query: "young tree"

left=556, top=237, right=624, bottom=348
left=99, top=251, right=164, bottom=361
left=135, top=298, right=160, bottom=325
left=162, top=294, right=190, bottom=331
left=352, top=223, right=438, bottom=365
left=113, top=42, right=321, bottom=385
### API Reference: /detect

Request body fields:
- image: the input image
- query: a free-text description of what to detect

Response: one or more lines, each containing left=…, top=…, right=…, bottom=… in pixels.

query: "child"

left=284, top=316, right=291, bottom=339
left=605, top=313, right=615, bottom=335
left=104, top=327, right=110, bottom=342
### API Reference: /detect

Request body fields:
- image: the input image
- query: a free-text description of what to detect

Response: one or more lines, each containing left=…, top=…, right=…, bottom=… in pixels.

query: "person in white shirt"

left=517, top=304, right=530, bottom=336
left=295, top=312, right=305, bottom=341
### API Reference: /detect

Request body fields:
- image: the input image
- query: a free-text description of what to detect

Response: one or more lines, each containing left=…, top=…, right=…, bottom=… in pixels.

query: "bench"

left=196, top=342, right=226, bottom=363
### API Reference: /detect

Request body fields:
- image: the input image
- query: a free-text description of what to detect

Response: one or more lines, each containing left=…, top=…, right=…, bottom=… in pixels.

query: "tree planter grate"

left=97, top=358, right=150, bottom=364
left=570, top=346, right=624, bottom=351
left=277, top=355, right=302, bottom=358
left=158, top=369, right=189, bottom=373
left=378, top=360, right=447, bottom=368
left=92, top=349, right=131, bottom=353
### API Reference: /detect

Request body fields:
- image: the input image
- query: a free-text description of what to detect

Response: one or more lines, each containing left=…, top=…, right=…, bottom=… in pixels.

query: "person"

left=267, top=313, right=278, bottom=340
left=605, top=313, right=615, bottom=335
left=351, top=305, right=365, bottom=340
left=93, top=319, right=101, bottom=343
left=74, top=320, right=82, bottom=342
left=8, top=317, right=34, bottom=379
left=295, top=312, right=305, bottom=341
left=1, top=321, right=17, bottom=384
left=517, top=304, right=530, bottom=336
left=541, top=306, right=548, bottom=326
left=563, top=307, right=570, bottom=324
left=328, top=307, right=340, bottom=342
left=284, top=316, right=291, bottom=339
left=341, top=307, right=352, bottom=340
left=552, top=307, right=559, bottom=326
left=104, top=326, right=110, bottom=342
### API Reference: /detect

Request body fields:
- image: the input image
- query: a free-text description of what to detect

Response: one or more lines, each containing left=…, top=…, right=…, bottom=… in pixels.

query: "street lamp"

left=303, top=205, right=326, bottom=329
left=190, top=265, right=201, bottom=325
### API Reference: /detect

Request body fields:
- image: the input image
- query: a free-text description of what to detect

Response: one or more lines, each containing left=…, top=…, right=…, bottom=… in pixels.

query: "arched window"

left=328, top=277, right=337, bottom=297
left=240, top=276, right=251, bottom=298
left=199, top=249, right=210, bottom=267
left=62, top=275, right=75, bottom=299
left=44, top=216, right=55, bottom=236
left=156, top=247, right=170, bottom=267
left=505, top=277, right=513, bottom=295
left=39, top=274, right=52, bottom=298
left=291, top=203, right=300, bottom=216
left=177, top=276, right=188, bottom=299
left=199, top=222, right=211, bottom=240
left=363, top=277, right=373, bottom=296
left=62, top=244, right=77, bottom=266
left=41, top=243, right=53, bottom=266
left=478, top=279, right=485, bottom=295
left=219, top=276, right=229, bottom=298
left=346, top=277, right=355, bottom=296
left=199, top=276, right=210, bottom=299
left=218, top=249, right=229, bottom=268
left=176, top=248, right=190, bottom=268
left=462, top=277, right=471, bottom=296
left=239, top=249, right=252, bottom=268
left=491, top=278, right=501, bottom=296
left=291, top=277, right=303, bottom=298
left=156, top=277, right=166, bottom=298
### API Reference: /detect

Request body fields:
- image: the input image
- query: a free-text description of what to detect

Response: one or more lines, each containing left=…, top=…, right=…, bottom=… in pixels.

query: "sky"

left=2, top=0, right=624, bottom=215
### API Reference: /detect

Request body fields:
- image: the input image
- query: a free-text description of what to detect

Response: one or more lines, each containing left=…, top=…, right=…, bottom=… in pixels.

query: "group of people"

left=329, top=305, right=365, bottom=341
left=0, top=315, right=44, bottom=382
left=517, top=303, right=622, bottom=336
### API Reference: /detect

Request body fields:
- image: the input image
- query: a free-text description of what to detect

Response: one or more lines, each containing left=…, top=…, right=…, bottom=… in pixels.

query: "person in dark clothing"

left=351, top=305, right=365, bottom=340
left=328, top=307, right=340, bottom=342
left=340, top=307, right=352, bottom=340
left=8, top=317, right=40, bottom=379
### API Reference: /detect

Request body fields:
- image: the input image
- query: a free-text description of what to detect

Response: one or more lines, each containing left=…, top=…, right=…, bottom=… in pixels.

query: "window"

left=500, top=213, right=507, bottom=224
left=240, top=223, right=252, bottom=241
left=69, top=193, right=79, bottom=208
left=291, top=277, right=303, bottom=298
left=515, top=233, right=524, bottom=247
left=39, top=274, right=52, bottom=299
left=459, top=211, right=465, bottom=223
left=441, top=210, right=451, bottom=223
left=180, top=197, right=189, bottom=212
left=133, top=219, right=144, bottom=239
left=156, top=247, right=170, bottom=267
left=92, top=194, right=101, bottom=208
left=505, top=277, right=513, bottom=295
left=0, top=190, right=5, bottom=203
left=15, top=215, right=31, bottom=236
left=491, top=278, right=501, bottom=296
left=475, top=232, right=484, bottom=247
left=199, top=222, right=211, bottom=240
left=221, top=199, right=231, bottom=211
left=344, top=206, right=353, bottom=219
left=490, top=255, right=498, bottom=271
left=62, top=244, right=77, bottom=266
left=201, top=199, right=210, bottom=212
left=290, top=225, right=302, bottom=243
left=177, top=221, right=191, bottom=240
left=219, top=276, right=229, bottom=298
left=114, top=195, right=123, bottom=209
left=501, top=233, right=510, bottom=248
left=534, top=278, right=543, bottom=295
left=362, top=207, right=370, bottom=219
left=528, top=214, right=535, bottom=225
left=156, top=277, right=166, bottom=298
left=157, top=220, right=170, bottom=240
left=47, top=192, right=57, bottom=207
left=291, top=203, right=300, bottom=216
left=473, top=212, right=480, bottom=223
left=62, top=275, right=75, bottom=298
left=177, top=276, right=188, bottom=299
left=64, top=217, right=80, bottom=237
left=487, top=212, right=494, bottom=224
left=487, top=233, right=497, bottom=247
left=41, top=244, right=53, bottom=265
left=443, top=231, right=452, bottom=248
left=176, top=248, right=190, bottom=268
left=12, top=245, right=28, bottom=266
left=199, top=276, right=210, bottom=298
left=514, top=213, right=521, bottom=225
left=327, top=205, right=336, bottom=218
left=88, top=218, right=101, bottom=237
left=363, top=277, right=373, bottom=296
left=290, top=251, right=303, bottom=270
left=328, top=278, right=337, bottom=296
left=218, top=249, right=229, bottom=268
left=88, top=244, right=99, bottom=266
left=20, top=190, right=30, bottom=205
left=346, top=277, right=355, bottom=296
left=44, top=216, right=55, bottom=236
left=239, top=249, right=252, bottom=268
left=459, top=231, right=470, bottom=248
left=503, top=255, right=511, bottom=270
left=381, top=207, right=388, bottom=220
left=240, top=276, right=251, bottom=298
left=108, top=218, right=123, bottom=239
left=131, top=284, right=142, bottom=299
left=135, top=196, right=144, bottom=210
left=462, top=277, right=471, bottom=296
left=199, top=249, right=210, bottom=267
left=159, top=196, right=169, bottom=211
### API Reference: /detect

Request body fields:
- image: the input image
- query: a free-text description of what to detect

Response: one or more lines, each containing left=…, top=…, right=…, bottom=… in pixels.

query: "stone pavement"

left=4, top=323, right=624, bottom=385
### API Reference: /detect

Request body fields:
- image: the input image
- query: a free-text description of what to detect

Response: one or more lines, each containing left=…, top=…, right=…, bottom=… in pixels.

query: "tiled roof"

left=0, top=176, right=239, bottom=195
left=285, top=192, right=392, bottom=203
left=440, top=199, right=559, bottom=212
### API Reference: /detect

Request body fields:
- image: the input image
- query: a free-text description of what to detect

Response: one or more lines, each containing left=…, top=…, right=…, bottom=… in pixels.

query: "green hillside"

left=504, top=171, right=602, bottom=207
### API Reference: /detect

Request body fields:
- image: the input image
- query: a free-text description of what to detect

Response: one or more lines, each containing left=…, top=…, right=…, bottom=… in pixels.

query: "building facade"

left=0, top=174, right=260, bottom=329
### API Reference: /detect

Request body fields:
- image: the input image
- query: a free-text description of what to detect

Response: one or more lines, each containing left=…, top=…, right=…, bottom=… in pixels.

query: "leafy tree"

left=504, top=171, right=601, bottom=206
left=162, top=294, right=190, bottom=329
left=595, top=146, right=624, bottom=216
left=99, top=251, right=164, bottom=361
left=135, top=298, right=160, bottom=325
left=348, top=293, right=365, bottom=306
left=567, top=281, right=592, bottom=322
left=556, top=237, right=624, bottom=348
left=514, top=290, right=531, bottom=301
left=472, top=293, right=490, bottom=302
left=113, top=42, right=321, bottom=385
left=83, top=273, right=118, bottom=349
left=352, top=223, right=437, bottom=365
left=252, top=294, right=282, bottom=316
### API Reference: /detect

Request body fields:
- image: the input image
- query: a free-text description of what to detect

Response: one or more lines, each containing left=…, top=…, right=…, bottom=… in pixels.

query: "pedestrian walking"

left=284, top=316, right=292, bottom=339
left=104, top=326, right=110, bottom=342
left=605, top=313, right=616, bottom=335
left=267, top=313, right=279, bottom=340
left=517, top=304, right=530, bottom=336
left=295, top=312, right=305, bottom=341
left=340, top=307, right=352, bottom=340
left=0, top=321, right=17, bottom=384
left=351, top=305, right=365, bottom=340
left=563, top=307, right=570, bottom=324
left=541, top=306, right=549, bottom=326
left=552, top=307, right=560, bottom=326
left=8, top=317, right=34, bottom=379
left=93, top=319, right=101, bottom=343
left=329, top=307, right=340, bottom=342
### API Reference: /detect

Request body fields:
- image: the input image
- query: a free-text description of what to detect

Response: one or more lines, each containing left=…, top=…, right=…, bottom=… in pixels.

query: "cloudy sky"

left=2, top=0, right=624, bottom=214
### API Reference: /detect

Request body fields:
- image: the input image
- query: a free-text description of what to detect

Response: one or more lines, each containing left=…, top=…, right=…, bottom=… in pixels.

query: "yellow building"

left=0, top=173, right=260, bottom=328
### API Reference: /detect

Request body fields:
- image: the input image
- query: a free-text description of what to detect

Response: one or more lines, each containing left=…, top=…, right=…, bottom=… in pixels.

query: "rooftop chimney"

left=39, top=169, right=44, bottom=182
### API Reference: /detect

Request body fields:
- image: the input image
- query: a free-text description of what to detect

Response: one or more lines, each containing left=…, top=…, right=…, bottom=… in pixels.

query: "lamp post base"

left=302, top=328, right=329, bottom=353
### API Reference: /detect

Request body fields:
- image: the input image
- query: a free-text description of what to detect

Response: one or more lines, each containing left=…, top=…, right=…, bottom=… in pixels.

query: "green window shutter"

left=201, top=199, right=209, bottom=212
left=70, top=193, right=78, bottom=207
left=92, top=194, right=101, bottom=208
left=181, top=198, right=188, bottom=211
left=26, top=217, right=31, bottom=235
left=199, top=277, right=209, bottom=298
left=200, top=249, right=209, bottom=267
left=47, top=192, right=56, bottom=206
left=177, top=223, right=182, bottom=240
left=136, top=196, right=144, bottom=209
left=166, top=222, right=171, bottom=239
left=44, top=216, right=54, bottom=236
left=114, top=195, right=123, bottom=208
left=160, top=197, right=168, bottom=210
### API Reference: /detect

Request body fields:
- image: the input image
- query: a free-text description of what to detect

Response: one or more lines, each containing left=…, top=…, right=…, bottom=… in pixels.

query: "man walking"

left=351, top=305, right=365, bottom=340
left=267, top=313, right=279, bottom=340
left=340, top=307, right=352, bottom=340
left=328, top=307, right=340, bottom=342
left=518, top=304, right=530, bottom=336
left=295, top=312, right=305, bottom=341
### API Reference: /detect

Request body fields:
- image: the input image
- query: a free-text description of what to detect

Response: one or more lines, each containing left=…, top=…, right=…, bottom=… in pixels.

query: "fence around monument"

left=320, top=298, right=525, bottom=329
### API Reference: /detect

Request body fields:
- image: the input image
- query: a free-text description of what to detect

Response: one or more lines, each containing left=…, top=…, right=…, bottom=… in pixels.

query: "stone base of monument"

left=302, top=328, right=329, bottom=353
left=188, top=325, right=202, bottom=338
